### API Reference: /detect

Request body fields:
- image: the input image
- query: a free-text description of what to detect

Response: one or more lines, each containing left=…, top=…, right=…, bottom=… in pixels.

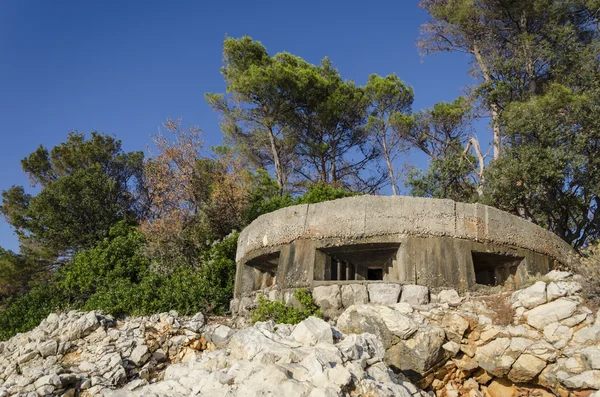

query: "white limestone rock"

left=474, top=338, right=515, bottom=377
left=543, top=322, right=573, bottom=349
left=312, top=285, right=342, bottom=317
left=291, top=316, right=333, bottom=346
left=436, top=289, right=461, bottom=304
left=580, top=346, right=600, bottom=370
left=564, top=370, right=600, bottom=389
left=184, top=312, right=205, bottom=333
left=384, top=324, right=446, bottom=375
left=337, top=333, right=385, bottom=363
left=367, top=283, right=401, bottom=305
left=37, top=340, right=57, bottom=358
left=547, top=282, right=568, bottom=301
left=129, top=345, right=150, bottom=367
left=525, top=298, right=578, bottom=330
left=512, top=281, right=547, bottom=309
left=545, top=270, right=572, bottom=282
left=204, top=324, right=235, bottom=347
left=442, top=341, right=460, bottom=356
left=441, top=312, right=470, bottom=343
left=399, top=285, right=429, bottom=306
left=340, top=284, right=369, bottom=307
left=508, top=353, right=547, bottom=382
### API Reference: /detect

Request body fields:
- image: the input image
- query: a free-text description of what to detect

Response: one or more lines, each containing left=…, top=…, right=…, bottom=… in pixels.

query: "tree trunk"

left=464, top=137, right=486, bottom=196
left=473, top=43, right=502, bottom=160
left=267, top=127, right=284, bottom=196
left=381, top=135, right=397, bottom=195
left=520, top=11, right=537, bottom=96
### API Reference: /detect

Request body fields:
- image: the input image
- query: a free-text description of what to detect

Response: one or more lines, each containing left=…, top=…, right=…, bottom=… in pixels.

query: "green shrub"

left=58, top=221, right=149, bottom=307
left=0, top=228, right=239, bottom=340
left=294, top=182, right=358, bottom=205
left=0, top=284, right=65, bottom=340
left=81, top=231, right=239, bottom=316
left=250, top=289, right=323, bottom=324
left=245, top=174, right=358, bottom=224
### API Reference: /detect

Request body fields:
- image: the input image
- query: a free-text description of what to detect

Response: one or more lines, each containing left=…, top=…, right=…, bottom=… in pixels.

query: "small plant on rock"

left=250, top=289, right=323, bottom=324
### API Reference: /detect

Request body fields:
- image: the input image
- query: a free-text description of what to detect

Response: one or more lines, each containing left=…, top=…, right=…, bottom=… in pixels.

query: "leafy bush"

left=251, top=289, right=323, bottom=324
left=0, top=284, right=64, bottom=340
left=245, top=174, right=358, bottom=224
left=80, top=231, right=238, bottom=317
left=58, top=221, right=149, bottom=307
left=0, top=227, right=239, bottom=340
left=294, top=182, right=358, bottom=205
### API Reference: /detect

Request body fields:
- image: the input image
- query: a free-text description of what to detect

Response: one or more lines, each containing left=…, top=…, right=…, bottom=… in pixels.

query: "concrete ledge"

left=237, top=196, right=578, bottom=268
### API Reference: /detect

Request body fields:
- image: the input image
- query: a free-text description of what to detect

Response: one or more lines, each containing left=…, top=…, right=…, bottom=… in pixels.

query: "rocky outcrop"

left=335, top=272, right=598, bottom=396
left=0, top=310, right=214, bottom=396
left=106, top=317, right=427, bottom=397
left=1, top=270, right=598, bottom=397
left=0, top=311, right=427, bottom=397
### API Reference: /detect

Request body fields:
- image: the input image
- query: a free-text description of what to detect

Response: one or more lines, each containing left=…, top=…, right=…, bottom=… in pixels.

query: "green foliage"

left=244, top=170, right=294, bottom=223
left=0, top=248, right=51, bottom=302
left=58, top=221, right=149, bottom=307
left=70, top=229, right=239, bottom=317
left=483, top=84, right=600, bottom=247
left=577, top=241, right=600, bottom=307
left=0, top=284, right=64, bottom=340
left=365, top=73, right=414, bottom=195
left=295, top=182, right=359, bottom=205
left=206, top=37, right=298, bottom=194
left=407, top=152, right=479, bottom=203
left=208, top=36, right=384, bottom=193
left=1, top=132, right=146, bottom=256
left=245, top=173, right=358, bottom=223
left=400, top=96, right=480, bottom=201
left=0, top=227, right=238, bottom=340
left=250, top=289, right=323, bottom=324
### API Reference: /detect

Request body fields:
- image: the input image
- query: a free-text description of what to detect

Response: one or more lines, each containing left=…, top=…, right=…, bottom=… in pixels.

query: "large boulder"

left=291, top=316, right=334, bottom=346
left=511, top=281, right=547, bottom=309
left=312, top=285, right=342, bottom=318
left=563, top=370, right=600, bottom=390
left=337, top=305, right=417, bottom=348
left=525, top=298, right=578, bottom=330
left=508, top=354, right=547, bottom=382
left=367, top=283, right=401, bottom=305
left=229, top=328, right=296, bottom=361
left=341, top=284, right=368, bottom=307
left=441, top=312, right=469, bottom=344
left=435, top=289, right=460, bottom=305
left=399, top=285, right=429, bottom=306
left=336, top=306, right=394, bottom=348
left=580, top=347, right=600, bottom=370
left=384, top=325, right=446, bottom=375
left=337, top=333, right=385, bottom=363
left=475, top=338, right=515, bottom=377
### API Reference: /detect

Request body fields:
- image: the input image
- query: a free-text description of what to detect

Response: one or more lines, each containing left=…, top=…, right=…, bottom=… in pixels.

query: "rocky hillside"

left=1, top=270, right=599, bottom=397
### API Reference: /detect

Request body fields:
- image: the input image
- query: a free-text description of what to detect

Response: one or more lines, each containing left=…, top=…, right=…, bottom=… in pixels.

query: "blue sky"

left=0, top=0, right=479, bottom=252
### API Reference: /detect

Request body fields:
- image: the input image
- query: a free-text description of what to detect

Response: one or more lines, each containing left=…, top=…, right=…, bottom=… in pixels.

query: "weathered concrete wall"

left=234, top=196, right=579, bottom=297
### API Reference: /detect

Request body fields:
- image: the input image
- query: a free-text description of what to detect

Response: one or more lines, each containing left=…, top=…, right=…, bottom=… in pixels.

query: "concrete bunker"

left=234, top=196, right=579, bottom=298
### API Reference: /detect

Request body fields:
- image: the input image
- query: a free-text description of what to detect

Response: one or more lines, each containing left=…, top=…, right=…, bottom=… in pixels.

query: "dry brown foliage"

left=140, top=118, right=253, bottom=270
left=141, top=118, right=208, bottom=269
left=205, top=150, right=252, bottom=237
left=477, top=293, right=515, bottom=326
